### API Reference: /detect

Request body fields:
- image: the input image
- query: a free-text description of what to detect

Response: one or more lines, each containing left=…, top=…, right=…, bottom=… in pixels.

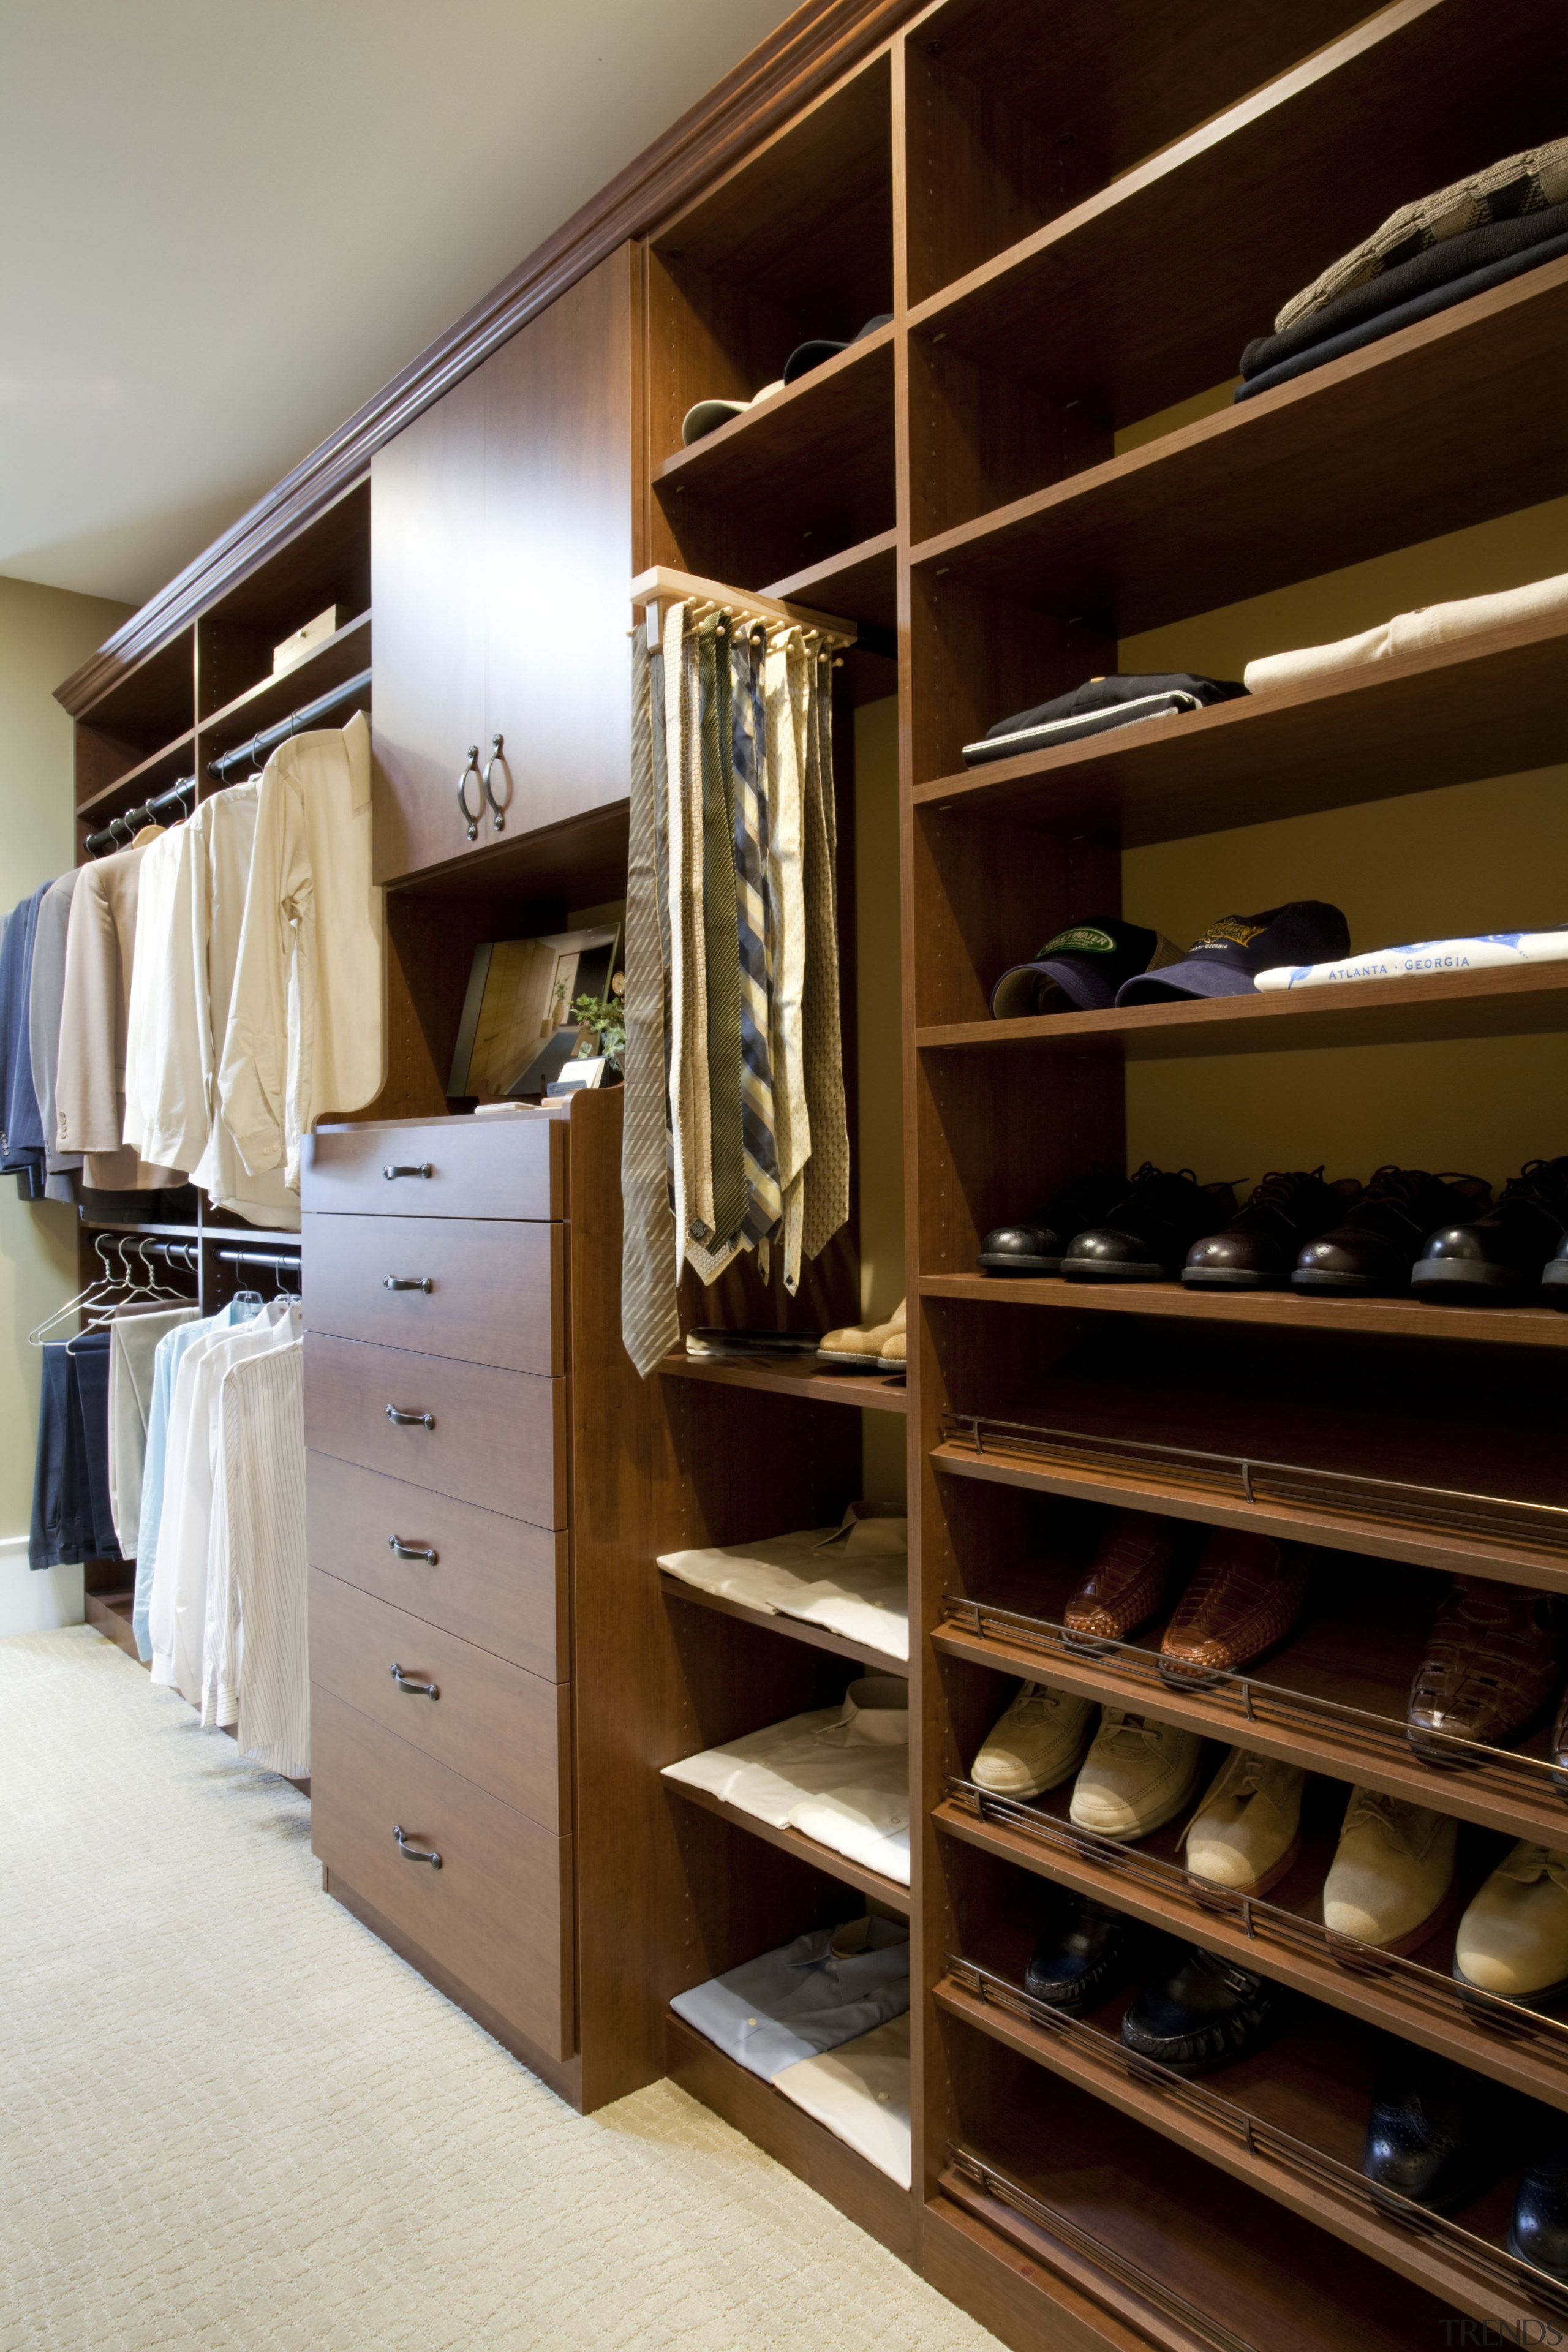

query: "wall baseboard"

left=0, top=1536, right=85, bottom=1636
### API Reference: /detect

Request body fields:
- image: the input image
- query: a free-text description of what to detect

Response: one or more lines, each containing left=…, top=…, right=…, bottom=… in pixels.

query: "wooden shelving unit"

left=657, top=1348, right=908, bottom=1412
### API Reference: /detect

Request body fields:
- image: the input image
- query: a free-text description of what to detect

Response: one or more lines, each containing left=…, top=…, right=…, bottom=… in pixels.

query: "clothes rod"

left=206, top=667, right=372, bottom=782
left=83, top=775, right=195, bottom=857
left=629, top=566, right=858, bottom=653
left=216, top=1248, right=301, bottom=1271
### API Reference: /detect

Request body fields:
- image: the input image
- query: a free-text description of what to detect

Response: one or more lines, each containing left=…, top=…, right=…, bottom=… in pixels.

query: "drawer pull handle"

left=391, top=1662, right=439, bottom=1699
left=386, top=1404, right=435, bottom=1430
left=388, top=1534, right=438, bottom=1564
left=383, top=1162, right=433, bottom=1180
left=384, top=1275, right=433, bottom=1292
left=393, top=1823, right=442, bottom=1868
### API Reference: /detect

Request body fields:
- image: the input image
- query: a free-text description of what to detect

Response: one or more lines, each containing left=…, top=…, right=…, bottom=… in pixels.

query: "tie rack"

left=629, top=566, right=858, bottom=653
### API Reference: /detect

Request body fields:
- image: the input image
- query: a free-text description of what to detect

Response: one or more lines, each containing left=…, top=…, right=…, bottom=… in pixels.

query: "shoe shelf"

left=909, top=260, right=1568, bottom=638
left=660, top=1571, right=909, bottom=1678
left=665, top=1779, right=911, bottom=1915
left=909, top=611, right=1568, bottom=832
left=933, top=2077, right=1460, bottom=2352
left=936, top=1944, right=1563, bottom=2337
left=920, top=1271, right=1568, bottom=1352
left=908, top=0, right=1557, bottom=449
left=934, top=1556, right=1568, bottom=1850
left=917, top=956, right=1568, bottom=1069
left=665, top=2011, right=916, bottom=2263
left=656, top=1348, right=908, bottom=1412
left=934, top=1779, right=1568, bottom=2120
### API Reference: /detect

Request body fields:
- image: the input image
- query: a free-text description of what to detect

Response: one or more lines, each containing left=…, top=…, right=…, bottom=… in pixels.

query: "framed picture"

left=447, top=925, right=622, bottom=1099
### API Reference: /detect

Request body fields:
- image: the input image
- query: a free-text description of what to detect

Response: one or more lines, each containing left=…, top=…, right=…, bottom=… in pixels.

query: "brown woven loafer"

left=1063, top=1511, right=1187, bottom=1651
left=1159, top=1530, right=1313, bottom=1686
left=1408, top=1577, right=1567, bottom=1765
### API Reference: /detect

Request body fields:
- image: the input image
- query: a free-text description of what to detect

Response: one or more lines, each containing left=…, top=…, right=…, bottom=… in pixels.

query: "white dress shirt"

left=217, top=712, right=383, bottom=1191
left=658, top=1508, right=909, bottom=1661
left=773, top=2014, right=911, bottom=2187
left=203, top=1334, right=307, bottom=1778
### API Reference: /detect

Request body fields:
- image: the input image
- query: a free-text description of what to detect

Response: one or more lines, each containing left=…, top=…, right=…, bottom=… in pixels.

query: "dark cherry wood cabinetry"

left=371, top=244, right=639, bottom=884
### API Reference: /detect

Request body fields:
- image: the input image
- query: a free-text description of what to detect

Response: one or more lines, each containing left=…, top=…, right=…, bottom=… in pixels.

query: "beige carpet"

left=0, top=1629, right=996, bottom=2352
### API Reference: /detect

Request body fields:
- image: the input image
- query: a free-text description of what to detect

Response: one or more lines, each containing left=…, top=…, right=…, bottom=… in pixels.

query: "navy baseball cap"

left=1115, top=902, right=1351, bottom=1005
left=992, top=919, right=1184, bottom=1017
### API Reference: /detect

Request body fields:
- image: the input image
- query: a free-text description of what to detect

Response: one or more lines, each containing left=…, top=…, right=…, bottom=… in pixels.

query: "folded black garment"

left=962, top=674, right=1246, bottom=766
left=1235, top=226, right=1568, bottom=404
left=1241, top=197, right=1568, bottom=380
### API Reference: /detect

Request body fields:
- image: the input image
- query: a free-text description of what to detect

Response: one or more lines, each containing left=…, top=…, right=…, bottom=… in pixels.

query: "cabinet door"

left=371, top=365, right=488, bottom=885
left=480, top=244, right=635, bottom=840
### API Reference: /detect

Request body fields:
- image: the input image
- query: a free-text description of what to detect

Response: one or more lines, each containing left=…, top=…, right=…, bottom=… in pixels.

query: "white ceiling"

left=0, top=0, right=798, bottom=612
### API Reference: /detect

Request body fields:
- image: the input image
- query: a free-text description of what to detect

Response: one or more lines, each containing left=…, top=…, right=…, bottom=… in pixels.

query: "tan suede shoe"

left=818, top=1299, right=905, bottom=1369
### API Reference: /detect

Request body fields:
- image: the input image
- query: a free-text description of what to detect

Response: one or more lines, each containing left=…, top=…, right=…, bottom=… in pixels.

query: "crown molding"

left=57, top=0, right=924, bottom=718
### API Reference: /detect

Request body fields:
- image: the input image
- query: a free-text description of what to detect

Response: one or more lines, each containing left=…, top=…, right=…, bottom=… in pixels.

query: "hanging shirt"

left=107, top=1302, right=200, bottom=1555
left=132, top=1302, right=252, bottom=1659
left=28, top=869, right=83, bottom=1201
left=218, top=712, right=383, bottom=1190
left=202, top=1334, right=307, bottom=1777
left=128, top=784, right=298, bottom=1228
left=55, top=835, right=186, bottom=1192
left=148, top=1302, right=298, bottom=1706
left=0, top=881, right=50, bottom=1185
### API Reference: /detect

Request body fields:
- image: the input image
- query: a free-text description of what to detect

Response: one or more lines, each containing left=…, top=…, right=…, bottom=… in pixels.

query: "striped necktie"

left=729, top=622, right=783, bottom=1245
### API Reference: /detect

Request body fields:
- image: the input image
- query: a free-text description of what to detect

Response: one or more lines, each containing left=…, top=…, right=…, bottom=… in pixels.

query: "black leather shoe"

left=1362, top=2049, right=1508, bottom=2212
left=978, top=1166, right=1127, bottom=1275
left=1182, top=1168, right=1360, bottom=1289
left=1546, top=1232, right=1568, bottom=1312
left=1510, top=2138, right=1568, bottom=2279
left=1292, top=1166, right=1491, bottom=1295
left=1063, top=1166, right=1239, bottom=1283
left=1412, top=1156, right=1568, bottom=1304
left=1023, top=1894, right=1139, bottom=2014
left=1120, top=1945, right=1286, bottom=2074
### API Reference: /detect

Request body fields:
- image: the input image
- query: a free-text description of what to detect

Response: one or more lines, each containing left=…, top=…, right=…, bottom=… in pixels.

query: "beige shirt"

left=217, top=711, right=383, bottom=1190
left=55, top=832, right=186, bottom=1191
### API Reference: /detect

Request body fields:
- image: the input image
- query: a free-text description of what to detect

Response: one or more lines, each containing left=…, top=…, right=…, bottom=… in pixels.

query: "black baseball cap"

left=1115, top=902, right=1351, bottom=1005
left=991, top=919, right=1185, bottom=1018
left=783, top=314, right=894, bottom=385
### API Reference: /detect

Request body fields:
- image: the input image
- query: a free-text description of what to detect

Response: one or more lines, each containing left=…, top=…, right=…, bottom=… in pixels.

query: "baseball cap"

left=1115, top=902, right=1351, bottom=1005
left=782, top=314, right=894, bottom=385
left=991, top=919, right=1185, bottom=1018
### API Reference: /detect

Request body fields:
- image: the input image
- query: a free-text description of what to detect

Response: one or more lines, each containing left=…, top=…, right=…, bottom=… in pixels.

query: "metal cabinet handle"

left=384, top=1275, right=432, bottom=1292
left=388, top=1534, right=438, bottom=1565
left=457, top=743, right=483, bottom=840
left=390, top=1662, right=439, bottom=1699
left=382, top=1162, right=432, bottom=1180
left=482, top=732, right=509, bottom=832
left=393, top=1823, right=441, bottom=1868
left=385, top=1404, right=434, bottom=1430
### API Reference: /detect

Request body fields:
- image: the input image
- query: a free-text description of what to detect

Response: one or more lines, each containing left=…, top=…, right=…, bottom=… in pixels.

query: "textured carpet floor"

left=0, top=1628, right=996, bottom=2352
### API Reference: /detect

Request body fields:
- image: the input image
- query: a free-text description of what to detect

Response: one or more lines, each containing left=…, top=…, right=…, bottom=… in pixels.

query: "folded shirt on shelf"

left=658, top=1504, right=909, bottom=1661
left=1275, top=135, right=1568, bottom=335
left=1243, top=571, right=1568, bottom=695
left=772, top=2011, right=912, bottom=2187
left=1256, top=927, right=1568, bottom=992
left=671, top=1917, right=910, bottom=2081
left=962, top=674, right=1245, bottom=766
left=1235, top=217, right=1568, bottom=401
left=660, top=1675, right=911, bottom=1884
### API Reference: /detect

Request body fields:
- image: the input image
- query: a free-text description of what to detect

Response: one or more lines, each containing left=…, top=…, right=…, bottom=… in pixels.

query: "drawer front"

left=306, top=1453, right=567, bottom=1680
left=304, top=1333, right=565, bottom=1526
left=311, top=1686, right=573, bottom=2060
left=310, top=1568, right=570, bottom=1831
left=303, top=1213, right=564, bottom=1374
left=303, top=1115, right=564, bottom=1221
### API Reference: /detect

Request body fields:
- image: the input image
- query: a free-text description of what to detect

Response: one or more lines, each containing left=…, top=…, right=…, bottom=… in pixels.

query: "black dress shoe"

left=1362, top=2049, right=1508, bottom=2212
left=1023, top=1894, right=1139, bottom=2013
left=978, top=1165, right=1127, bottom=1275
left=1062, top=1165, right=1239, bottom=1283
left=1120, top=1945, right=1286, bottom=2074
left=1182, top=1168, right=1360, bottom=1289
left=1292, top=1166, right=1491, bottom=1295
left=1412, top=1155, right=1568, bottom=1304
left=1546, top=1231, right=1568, bottom=1312
left=1511, top=2138, right=1568, bottom=2279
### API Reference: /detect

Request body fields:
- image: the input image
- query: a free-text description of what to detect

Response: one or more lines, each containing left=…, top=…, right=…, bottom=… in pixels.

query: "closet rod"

left=215, top=1248, right=301, bottom=1274
left=143, top=1240, right=200, bottom=1272
left=206, top=667, right=372, bottom=783
left=629, top=565, right=858, bottom=652
left=83, top=775, right=195, bottom=858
